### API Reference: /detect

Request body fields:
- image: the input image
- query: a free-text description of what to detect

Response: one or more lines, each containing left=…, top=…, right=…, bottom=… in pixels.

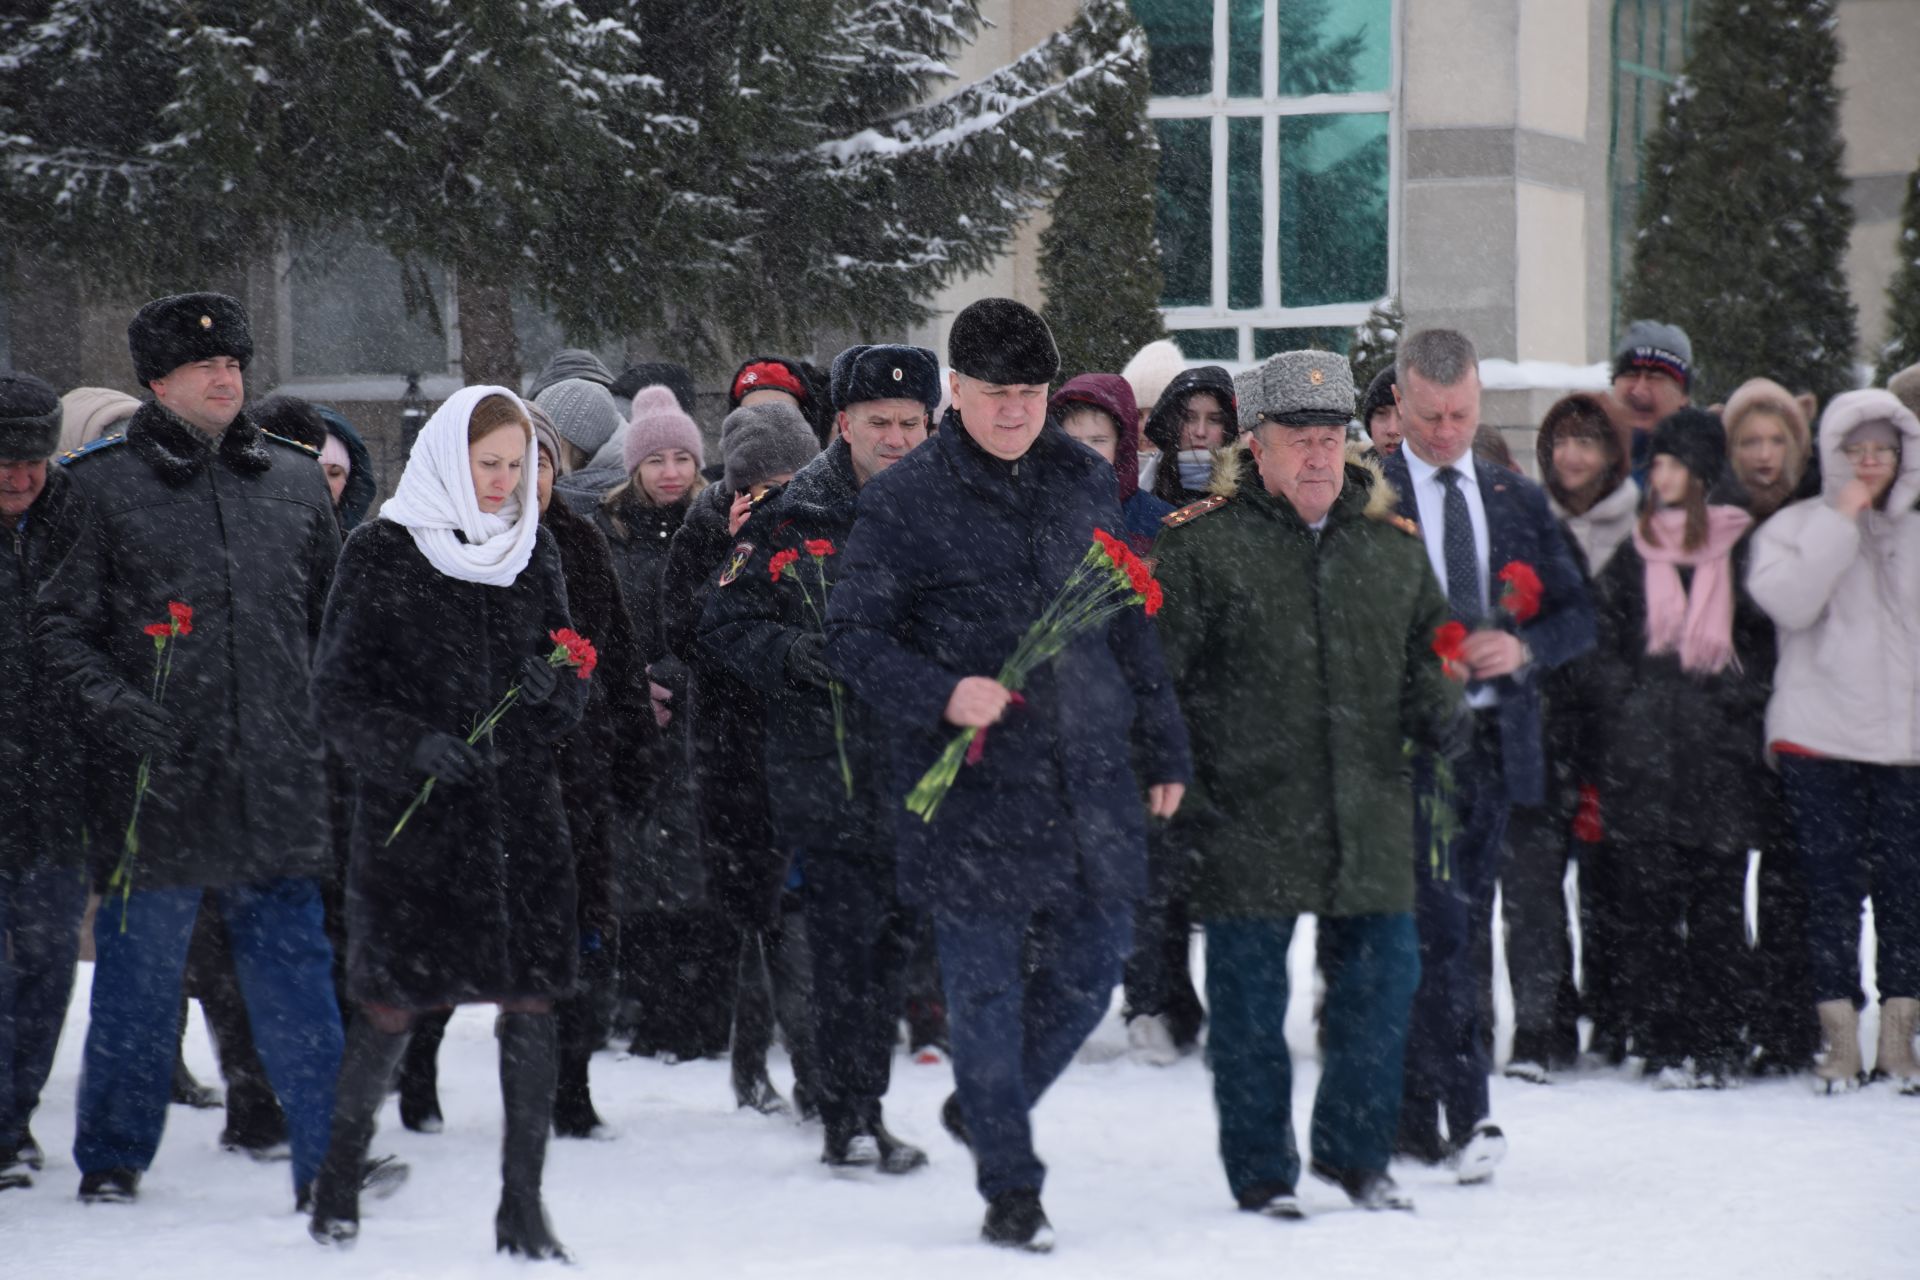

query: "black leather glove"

left=412, top=732, right=483, bottom=787
left=518, top=654, right=561, bottom=705
left=784, top=632, right=833, bottom=690
left=114, top=689, right=179, bottom=758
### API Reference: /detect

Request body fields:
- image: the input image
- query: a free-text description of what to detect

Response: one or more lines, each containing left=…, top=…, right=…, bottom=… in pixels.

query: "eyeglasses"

left=1842, top=443, right=1899, bottom=462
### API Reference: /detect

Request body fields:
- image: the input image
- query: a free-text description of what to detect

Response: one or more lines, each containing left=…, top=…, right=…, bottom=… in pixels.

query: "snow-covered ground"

left=2, top=927, right=1910, bottom=1280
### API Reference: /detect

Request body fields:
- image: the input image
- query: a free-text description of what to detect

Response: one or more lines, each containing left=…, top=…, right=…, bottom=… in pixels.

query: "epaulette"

left=1388, top=514, right=1421, bottom=538
left=1161, top=494, right=1229, bottom=528
left=57, top=434, right=130, bottom=467
left=261, top=431, right=321, bottom=458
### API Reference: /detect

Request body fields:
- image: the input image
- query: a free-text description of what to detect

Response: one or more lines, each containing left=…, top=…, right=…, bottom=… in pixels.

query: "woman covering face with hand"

left=306, top=385, right=588, bottom=1260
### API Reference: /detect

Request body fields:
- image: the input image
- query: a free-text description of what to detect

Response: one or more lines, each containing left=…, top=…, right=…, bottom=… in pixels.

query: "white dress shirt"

left=1402, top=447, right=1499, bottom=708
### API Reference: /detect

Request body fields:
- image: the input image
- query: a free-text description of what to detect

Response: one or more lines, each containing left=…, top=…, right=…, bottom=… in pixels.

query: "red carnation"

left=549, top=628, right=599, bottom=680
left=804, top=539, right=837, bottom=559
left=1093, top=528, right=1127, bottom=568
left=167, top=601, right=193, bottom=635
left=768, top=548, right=800, bottom=582
left=1497, top=561, right=1543, bottom=624
left=1432, top=621, right=1470, bottom=682
left=1143, top=579, right=1164, bottom=617
left=143, top=622, right=172, bottom=639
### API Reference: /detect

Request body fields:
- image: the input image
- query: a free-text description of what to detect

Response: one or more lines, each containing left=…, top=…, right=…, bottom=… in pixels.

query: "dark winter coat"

left=825, top=409, right=1192, bottom=918
left=1378, top=449, right=1597, bottom=807
left=311, top=519, right=588, bottom=1008
left=699, top=438, right=894, bottom=858
left=2, top=466, right=87, bottom=871
left=36, top=404, right=340, bottom=889
left=543, top=496, right=660, bottom=939
left=662, top=481, right=782, bottom=928
left=1144, top=366, right=1238, bottom=507
left=595, top=487, right=707, bottom=910
left=1153, top=447, right=1462, bottom=919
left=1589, top=529, right=1776, bottom=855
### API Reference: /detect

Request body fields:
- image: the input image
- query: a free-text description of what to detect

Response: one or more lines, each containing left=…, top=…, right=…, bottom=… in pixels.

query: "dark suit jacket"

left=1380, top=449, right=1595, bottom=806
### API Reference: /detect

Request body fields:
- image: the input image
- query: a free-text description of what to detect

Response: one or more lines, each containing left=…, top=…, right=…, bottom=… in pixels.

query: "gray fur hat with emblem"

left=1238, top=350, right=1356, bottom=428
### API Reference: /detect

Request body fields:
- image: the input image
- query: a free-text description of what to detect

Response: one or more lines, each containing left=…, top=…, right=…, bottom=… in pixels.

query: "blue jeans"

left=1205, top=914, right=1419, bottom=1203
left=934, top=896, right=1131, bottom=1200
left=0, top=860, right=89, bottom=1151
left=1779, top=757, right=1920, bottom=1004
left=75, top=878, right=343, bottom=1192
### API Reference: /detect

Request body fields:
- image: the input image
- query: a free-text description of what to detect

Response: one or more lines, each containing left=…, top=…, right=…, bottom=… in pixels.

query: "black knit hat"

left=830, top=344, right=941, bottom=414
left=948, top=297, right=1059, bottom=386
left=1359, top=365, right=1397, bottom=427
left=1648, top=407, right=1727, bottom=491
left=612, top=361, right=697, bottom=413
left=128, top=292, right=253, bottom=387
left=0, top=372, right=62, bottom=461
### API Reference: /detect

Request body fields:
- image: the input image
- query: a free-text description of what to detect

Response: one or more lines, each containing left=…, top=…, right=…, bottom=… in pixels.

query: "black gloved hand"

left=784, top=632, right=834, bottom=690
left=518, top=654, right=561, bottom=705
left=115, top=690, right=180, bottom=758
left=412, top=732, right=483, bottom=786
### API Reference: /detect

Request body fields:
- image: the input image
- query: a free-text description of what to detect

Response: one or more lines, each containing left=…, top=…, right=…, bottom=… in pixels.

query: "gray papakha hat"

left=1238, top=350, right=1356, bottom=428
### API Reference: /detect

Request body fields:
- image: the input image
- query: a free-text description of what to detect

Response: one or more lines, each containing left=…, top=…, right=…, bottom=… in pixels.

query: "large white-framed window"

left=1137, top=0, right=1397, bottom=366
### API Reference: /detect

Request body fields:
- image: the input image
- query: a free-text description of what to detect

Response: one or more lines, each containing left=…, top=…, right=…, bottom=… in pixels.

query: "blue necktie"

left=1437, top=467, right=1481, bottom=624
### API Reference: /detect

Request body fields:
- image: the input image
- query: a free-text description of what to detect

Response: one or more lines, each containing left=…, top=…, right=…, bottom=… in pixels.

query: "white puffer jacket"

left=1747, top=390, right=1920, bottom=765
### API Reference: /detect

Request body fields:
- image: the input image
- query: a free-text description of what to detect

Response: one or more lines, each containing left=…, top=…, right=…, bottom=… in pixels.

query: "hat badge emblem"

left=1308, top=367, right=1324, bottom=385
left=891, top=367, right=904, bottom=382
left=199, top=315, right=213, bottom=330
left=742, top=371, right=758, bottom=385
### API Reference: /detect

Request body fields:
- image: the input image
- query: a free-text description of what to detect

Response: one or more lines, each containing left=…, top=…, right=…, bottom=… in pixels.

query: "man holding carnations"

left=1150, top=351, right=1466, bottom=1219
left=34, top=294, right=348, bottom=1208
left=700, top=343, right=941, bottom=1177
left=825, top=299, right=1191, bottom=1252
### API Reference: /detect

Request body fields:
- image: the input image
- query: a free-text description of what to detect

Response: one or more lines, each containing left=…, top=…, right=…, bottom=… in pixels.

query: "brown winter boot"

left=1813, top=1000, right=1864, bottom=1095
left=1873, top=997, right=1920, bottom=1094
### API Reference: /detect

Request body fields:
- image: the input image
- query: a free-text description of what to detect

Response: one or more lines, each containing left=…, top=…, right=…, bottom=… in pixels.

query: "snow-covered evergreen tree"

left=1875, top=158, right=1920, bottom=385
left=1348, top=296, right=1401, bottom=390
left=1620, top=0, right=1857, bottom=406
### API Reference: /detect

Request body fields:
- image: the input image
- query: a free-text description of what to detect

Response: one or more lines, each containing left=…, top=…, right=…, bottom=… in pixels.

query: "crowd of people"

left=0, top=289, right=1917, bottom=1258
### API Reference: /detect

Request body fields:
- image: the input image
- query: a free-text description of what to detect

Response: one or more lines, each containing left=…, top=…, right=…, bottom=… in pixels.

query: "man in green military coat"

left=1154, top=350, right=1464, bottom=1219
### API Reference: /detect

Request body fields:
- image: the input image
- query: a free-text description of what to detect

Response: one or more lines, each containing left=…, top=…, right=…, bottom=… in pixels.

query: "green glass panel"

left=1252, top=326, right=1353, bottom=360
left=1154, top=117, right=1213, bottom=308
left=1279, top=112, right=1388, bottom=307
left=1228, top=117, right=1263, bottom=309
left=1135, top=0, right=1214, bottom=98
left=1228, top=0, right=1264, bottom=97
left=1172, top=329, right=1239, bottom=360
left=1278, top=0, right=1391, bottom=96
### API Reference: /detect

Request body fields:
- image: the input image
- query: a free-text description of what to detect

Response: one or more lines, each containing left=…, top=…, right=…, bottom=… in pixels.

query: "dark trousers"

left=1402, top=719, right=1508, bottom=1153
left=1122, top=829, right=1205, bottom=1044
left=1499, top=803, right=1581, bottom=1056
left=935, top=895, right=1130, bottom=1200
left=902, top=916, right=949, bottom=1054
left=1745, top=840, right=1819, bottom=1068
left=1573, top=836, right=1630, bottom=1049
left=0, top=860, right=88, bottom=1150
left=620, top=907, right=737, bottom=1058
left=802, top=847, right=918, bottom=1128
left=1205, top=914, right=1418, bottom=1203
left=1614, top=842, right=1749, bottom=1071
left=185, top=901, right=286, bottom=1146
left=733, top=900, right=817, bottom=1098
left=1780, top=758, right=1920, bottom=1004
left=75, top=878, right=343, bottom=1191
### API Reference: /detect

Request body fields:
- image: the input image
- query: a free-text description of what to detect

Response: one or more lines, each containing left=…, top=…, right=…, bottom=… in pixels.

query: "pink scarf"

left=1632, top=506, right=1753, bottom=675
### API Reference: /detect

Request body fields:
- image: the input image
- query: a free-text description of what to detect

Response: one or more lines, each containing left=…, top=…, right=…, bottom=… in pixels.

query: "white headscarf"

left=379, top=384, right=540, bottom=586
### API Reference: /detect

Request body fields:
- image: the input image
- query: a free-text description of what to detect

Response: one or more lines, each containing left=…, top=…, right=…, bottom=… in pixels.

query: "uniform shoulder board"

left=57, top=434, right=130, bottom=467
left=1161, top=494, right=1230, bottom=528
left=1388, top=514, right=1422, bottom=538
left=261, top=430, right=321, bottom=458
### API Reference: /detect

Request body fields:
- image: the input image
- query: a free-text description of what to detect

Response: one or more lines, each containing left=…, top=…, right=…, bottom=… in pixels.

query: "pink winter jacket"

left=1746, top=390, right=1920, bottom=766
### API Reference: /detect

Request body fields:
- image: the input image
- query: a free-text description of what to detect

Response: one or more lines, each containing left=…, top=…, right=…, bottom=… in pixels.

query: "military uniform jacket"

left=1153, top=448, right=1463, bottom=919
left=35, top=403, right=341, bottom=889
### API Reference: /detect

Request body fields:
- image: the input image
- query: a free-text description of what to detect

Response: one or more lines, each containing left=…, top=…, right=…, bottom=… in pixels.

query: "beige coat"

left=1747, top=390, right=1920, bottom=765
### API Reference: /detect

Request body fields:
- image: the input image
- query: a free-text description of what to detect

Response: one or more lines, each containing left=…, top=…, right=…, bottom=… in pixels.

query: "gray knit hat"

left=1239, top=350, right=1356, bottom=428
left=526, top=347, right=615, bottom=401
left=721, top=401, right=819, bottom=492
left=1613, top=320, right=1693, bottom=389
left=535, top=377, right=622, bottom=456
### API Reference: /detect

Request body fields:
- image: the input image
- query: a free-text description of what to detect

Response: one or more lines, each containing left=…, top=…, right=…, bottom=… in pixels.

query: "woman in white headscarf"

left=306, top=386, right=586, bottom=1260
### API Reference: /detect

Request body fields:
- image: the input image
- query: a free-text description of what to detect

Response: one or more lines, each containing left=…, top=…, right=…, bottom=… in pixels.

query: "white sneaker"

left=1503, top=1059, right=1550, bottom=1086
left=1451, top=1122, right=1506, bottom=1185
left=1127, top=1015, right=1182, bottom=1067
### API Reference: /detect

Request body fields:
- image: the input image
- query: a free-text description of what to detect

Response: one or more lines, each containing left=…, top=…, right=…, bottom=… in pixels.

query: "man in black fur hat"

left=37, top=293, right=368, bottom=1210
left=826, top=300, right=1191, bottom=1251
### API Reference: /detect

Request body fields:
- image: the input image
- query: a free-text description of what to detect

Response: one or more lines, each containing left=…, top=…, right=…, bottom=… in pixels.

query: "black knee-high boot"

left=397, top=1007, right=452, bottom=1133
left=309, top=1017, right=412, bottom=1245
left=496, top=1012, right=568, bottom=1261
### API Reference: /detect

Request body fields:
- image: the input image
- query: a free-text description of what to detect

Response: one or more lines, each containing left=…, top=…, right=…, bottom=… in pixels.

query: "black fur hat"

left=1648, top=406, right=1728, bottom=492
left=250, top=393, right=328, bottom=452
left=128, top=292, right=253, bottom=387
left=948, top=297, right=1059, bottom=386
left=0, top=372, right=62, bottom=461
left=830, top=344, right=941, bottom=414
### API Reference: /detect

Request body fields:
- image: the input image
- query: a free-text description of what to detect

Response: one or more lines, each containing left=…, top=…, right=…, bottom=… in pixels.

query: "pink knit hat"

left=623, top=385, right=704, bottom=474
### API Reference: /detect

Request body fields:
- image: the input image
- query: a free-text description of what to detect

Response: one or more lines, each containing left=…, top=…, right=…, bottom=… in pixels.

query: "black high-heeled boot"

left=309, top=1018, right=412, bottom=1247
left=495, top=1013, right=569, bottom=1262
